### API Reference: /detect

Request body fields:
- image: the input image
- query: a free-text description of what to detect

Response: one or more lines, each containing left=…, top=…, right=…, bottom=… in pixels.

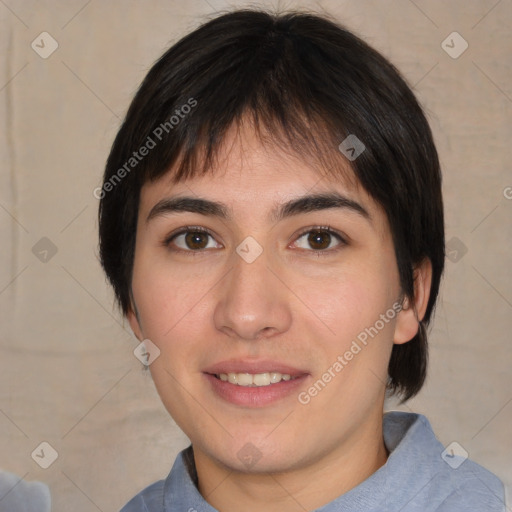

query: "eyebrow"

left=146, top=192, right=371, bottom=224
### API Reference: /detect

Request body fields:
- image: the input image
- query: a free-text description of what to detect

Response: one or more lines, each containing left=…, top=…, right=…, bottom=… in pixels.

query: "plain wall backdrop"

left=1, top=1, right=511, bottom=510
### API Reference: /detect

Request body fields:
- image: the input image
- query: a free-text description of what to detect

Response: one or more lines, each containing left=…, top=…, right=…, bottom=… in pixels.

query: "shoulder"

left=382, top=412, right=506, bottom=511
left=434, top=459, right=506, bottom=511
left=120, top=479, right=165, bottom=512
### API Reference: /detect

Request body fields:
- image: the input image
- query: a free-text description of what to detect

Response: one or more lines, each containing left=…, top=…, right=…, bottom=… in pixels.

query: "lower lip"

left=204, top=373, right=308, bottom=407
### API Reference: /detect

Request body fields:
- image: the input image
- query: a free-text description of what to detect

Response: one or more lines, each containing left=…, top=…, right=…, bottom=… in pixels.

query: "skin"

left=128, top=122, right=432, bottom=512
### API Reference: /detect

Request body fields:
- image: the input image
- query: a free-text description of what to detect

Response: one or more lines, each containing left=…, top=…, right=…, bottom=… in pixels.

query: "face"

left=128, top=123, right=421, bottom=477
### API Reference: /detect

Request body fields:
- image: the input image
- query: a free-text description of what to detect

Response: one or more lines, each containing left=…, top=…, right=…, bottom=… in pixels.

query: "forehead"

left=142, top=121, right=365, bottom=203
left=138, top=121, right=388, bottom=234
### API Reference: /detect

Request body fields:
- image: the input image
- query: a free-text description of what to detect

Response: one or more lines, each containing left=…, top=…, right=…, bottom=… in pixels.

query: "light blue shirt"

left=121, top=411, right=506, bottom=511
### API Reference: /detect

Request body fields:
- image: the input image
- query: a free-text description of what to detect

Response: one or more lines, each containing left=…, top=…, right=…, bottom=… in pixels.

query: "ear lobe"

left=394, top=258, right=433, bottom=345
left=127, top=305, right=144, bottom=341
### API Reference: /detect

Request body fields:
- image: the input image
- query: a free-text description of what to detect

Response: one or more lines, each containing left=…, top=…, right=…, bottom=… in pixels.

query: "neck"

left=193, top=414, right=388, bottom=512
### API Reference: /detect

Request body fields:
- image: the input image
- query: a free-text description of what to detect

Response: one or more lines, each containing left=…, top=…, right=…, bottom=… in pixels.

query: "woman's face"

left=128, top=124, right=422, bottom=477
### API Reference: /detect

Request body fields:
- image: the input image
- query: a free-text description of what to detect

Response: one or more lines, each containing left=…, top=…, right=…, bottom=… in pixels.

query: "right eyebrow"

left=146, top=196, right=229, bottom=224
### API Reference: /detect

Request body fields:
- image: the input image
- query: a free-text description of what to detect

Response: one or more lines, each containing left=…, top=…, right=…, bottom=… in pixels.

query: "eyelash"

left=163, top=225, right=347, bottom=256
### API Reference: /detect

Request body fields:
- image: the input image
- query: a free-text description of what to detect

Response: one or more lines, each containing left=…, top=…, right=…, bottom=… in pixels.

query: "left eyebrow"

left=272, top=192, right=371, bottom=223
left=146, top=192, right=371, bottom=224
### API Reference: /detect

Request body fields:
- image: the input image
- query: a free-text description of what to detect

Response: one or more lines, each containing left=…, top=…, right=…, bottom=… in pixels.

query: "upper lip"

left=203, top=359, right=309, bottom=377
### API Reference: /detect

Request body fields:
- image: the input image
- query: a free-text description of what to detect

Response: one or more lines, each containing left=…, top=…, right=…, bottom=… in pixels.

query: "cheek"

left=131, top=259, right=211, bottom=420
left=303, top=275, right=398, bottom=410
left=131, top=252, right=215, bottom=340
left=305, top=264, right=397, bottom=347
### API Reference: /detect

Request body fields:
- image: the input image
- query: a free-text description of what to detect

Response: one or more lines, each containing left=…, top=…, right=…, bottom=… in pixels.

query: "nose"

left=213, top=249, right=292, bottom=341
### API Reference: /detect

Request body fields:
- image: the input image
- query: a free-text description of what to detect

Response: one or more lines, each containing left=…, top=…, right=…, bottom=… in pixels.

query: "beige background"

left=0, top=0, right=511, bottom=510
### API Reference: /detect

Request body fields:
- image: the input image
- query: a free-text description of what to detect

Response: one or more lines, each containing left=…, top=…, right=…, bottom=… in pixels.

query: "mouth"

left=203, top=360, right=309, bottom=407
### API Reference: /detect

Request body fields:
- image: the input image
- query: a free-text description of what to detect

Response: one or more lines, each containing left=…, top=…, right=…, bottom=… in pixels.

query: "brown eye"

left=167, top=229, right=221, bottom=252
left=294, top=227, right=345, bottom=252
left=307, top=230, right=332, bottom=250
left=184, top=232, right=209, bottom=250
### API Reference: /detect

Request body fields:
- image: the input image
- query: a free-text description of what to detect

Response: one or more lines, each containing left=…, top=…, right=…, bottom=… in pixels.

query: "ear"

left=394, top=258, right=432, bottom=345
left=127, top=307, right=143, bottom=341
left=127, top=294, right=144, bottom=341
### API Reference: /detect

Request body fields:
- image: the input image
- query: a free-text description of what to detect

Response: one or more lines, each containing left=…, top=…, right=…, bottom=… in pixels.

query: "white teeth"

left=217, top=372, right=293, bottom=387
left=253, top=373, right=270, bottom=386
left=270, top=372, right=281, bottom=383
left=237, top=373, right=253, bottom=386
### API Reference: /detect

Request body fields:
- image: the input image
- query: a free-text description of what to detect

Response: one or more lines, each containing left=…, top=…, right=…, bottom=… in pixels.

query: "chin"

left=209, top=437, right=309, bottom=475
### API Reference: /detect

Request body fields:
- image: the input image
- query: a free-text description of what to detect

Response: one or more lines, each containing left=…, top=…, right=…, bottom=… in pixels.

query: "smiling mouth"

left=215, top=372, right=298, bottom=387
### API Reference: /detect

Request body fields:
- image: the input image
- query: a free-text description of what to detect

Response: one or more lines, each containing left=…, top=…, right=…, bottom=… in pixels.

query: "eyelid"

left=164, top=225, right=213, bottom=241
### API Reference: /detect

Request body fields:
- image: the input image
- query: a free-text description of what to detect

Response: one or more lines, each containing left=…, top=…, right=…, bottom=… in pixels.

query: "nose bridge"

left=213, top=244, right=291, bottom=340
left=231, top=246, right=271, bottom=301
